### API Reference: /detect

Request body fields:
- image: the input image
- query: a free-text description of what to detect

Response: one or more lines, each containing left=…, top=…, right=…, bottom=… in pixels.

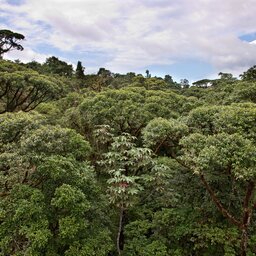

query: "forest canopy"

left=1, top=33, right=256, bottom=256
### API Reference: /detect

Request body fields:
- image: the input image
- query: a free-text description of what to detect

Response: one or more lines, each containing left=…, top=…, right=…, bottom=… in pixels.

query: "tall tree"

left=0, top=29, right=25, bottom=58
left=75, top=61, right=85, bottom=79
left=145, top=69, right=151, bottom=78
left=98, top=132, right=170, bottom=255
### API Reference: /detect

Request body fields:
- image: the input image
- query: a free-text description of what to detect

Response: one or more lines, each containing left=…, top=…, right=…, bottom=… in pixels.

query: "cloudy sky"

left=1, top=0, right=256, bottom=81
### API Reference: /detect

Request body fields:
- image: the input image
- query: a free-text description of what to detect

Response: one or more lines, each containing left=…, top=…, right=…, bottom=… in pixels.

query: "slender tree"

left=75, top=61, right=85, bottom=79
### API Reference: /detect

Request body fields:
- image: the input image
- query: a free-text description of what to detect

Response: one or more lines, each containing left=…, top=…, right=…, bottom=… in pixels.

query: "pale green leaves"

left=52, top=184, right=90, bottom=210
left=186, top=104, right=256, bottom=140
left=20, top=125, right=91, bottom=161
left=143, top=117, right=189, bottom=152
left=180, top=133, right=256, bottom=180
left=0, top=111, right=44, bottom=145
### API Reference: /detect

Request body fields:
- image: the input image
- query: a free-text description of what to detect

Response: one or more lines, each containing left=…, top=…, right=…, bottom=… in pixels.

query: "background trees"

left=43, top=56, right=73, bottom=77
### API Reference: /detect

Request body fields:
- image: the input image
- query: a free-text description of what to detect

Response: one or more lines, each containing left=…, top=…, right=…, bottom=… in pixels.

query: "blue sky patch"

left=144, top=59, right=214, bottom=82
left=239, top=33, right=256, bottom=42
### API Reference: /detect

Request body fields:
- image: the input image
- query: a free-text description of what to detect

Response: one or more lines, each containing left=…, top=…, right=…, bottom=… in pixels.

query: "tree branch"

left=154, top=137, right=167, bottom=154
left=200, top=174, right=242, bottom=228
left=242, top=181, right=254, bottom=227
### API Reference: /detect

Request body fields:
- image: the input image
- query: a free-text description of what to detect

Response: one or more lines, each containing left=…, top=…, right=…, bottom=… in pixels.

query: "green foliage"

left=192, top=79, right=213, bottom=88
left=181, top=132, right=256, bottom=179
left=228, top=82, right=256, bottom=103
left=109, top=72, right=136, bottom=89
left=20, top=125, right=91, bottom=160
left=0, top=184, right=51, bottom=255
left=186, top=104, right=256, bottom=139
left=218, top=72, right=236, bottom=82
left=181, top=78, right=256, bottom=106
left=0, top=111, right=44, bottom=143
left=25, top=60, right=44, bottom=73
left=99, top=133, right=152, bottom=207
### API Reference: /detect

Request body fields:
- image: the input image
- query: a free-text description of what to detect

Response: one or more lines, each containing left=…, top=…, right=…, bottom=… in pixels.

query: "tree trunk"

left=240, top=181, right=255, bottom=256
left=117, top=206, right=124, bottom=256
left=240, top=228, right=248, bottom=256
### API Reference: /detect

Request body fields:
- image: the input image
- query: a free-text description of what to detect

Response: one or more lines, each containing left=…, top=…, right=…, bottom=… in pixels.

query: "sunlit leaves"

left=143, top=117, right=189, bottom=152
left=180, top=133, right=256, bottom=180
left=76, top=87, right=191, bottom=138
left=20, top=125, right=91, bottom=161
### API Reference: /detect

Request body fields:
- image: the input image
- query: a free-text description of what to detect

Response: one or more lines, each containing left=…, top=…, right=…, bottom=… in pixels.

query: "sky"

left=1, top=0, right=256, bottom=82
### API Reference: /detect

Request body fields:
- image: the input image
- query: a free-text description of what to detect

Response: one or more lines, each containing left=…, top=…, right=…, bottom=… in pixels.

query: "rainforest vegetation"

left=1, top=30, right=256, bottom=256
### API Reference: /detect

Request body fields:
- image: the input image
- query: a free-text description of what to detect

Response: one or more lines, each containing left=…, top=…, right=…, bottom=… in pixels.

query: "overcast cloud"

left=1, top=0, right=256, bottom=80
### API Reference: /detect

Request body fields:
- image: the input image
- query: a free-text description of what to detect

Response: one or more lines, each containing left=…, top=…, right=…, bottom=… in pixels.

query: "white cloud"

left=5, top=46, right=49, bottom=63
left=1, top=0, right=256, bottom=77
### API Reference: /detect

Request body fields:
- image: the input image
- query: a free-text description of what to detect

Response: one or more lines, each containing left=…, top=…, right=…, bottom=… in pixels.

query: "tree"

left=240, top=65, right=256, bottom=81
left=180, top=78, right=190, bottom=88
left=218, top=72, right=235, bottom=81
left=43, top=56, right=73, bottom=77
left=73, top=87, right=191, bottom=140
left=145, top=69, right=151, bottom=78
left=192, top=79, right=213, bottom=88
left=75, top=61, right=85, bottom=79
left=92, top=67, right=113, bottom=91
left=0, top=29, right=25, bottom=58
left=143, top=104, right=256, bottom=255
left=164, top=74, right=173, bottom=84
left=187, top=105, right=256, bottom=255
left=0, top=60, right=65, bottom=113
left=180, top=133, right=255, bottom=256
left=98, top=132, right=170, bottom=255
left=97, top=67, right=111, bottom=77
left=25, top=60, right=44, bottom=73
left=142, top=117, right=189, bottom=155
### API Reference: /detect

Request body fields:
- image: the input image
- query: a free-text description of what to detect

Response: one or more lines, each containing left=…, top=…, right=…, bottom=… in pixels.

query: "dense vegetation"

left=1, top=49, right=256, bottom=255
